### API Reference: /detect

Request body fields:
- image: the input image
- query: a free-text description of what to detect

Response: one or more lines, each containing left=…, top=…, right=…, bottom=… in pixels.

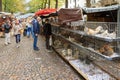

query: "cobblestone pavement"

left=0, top=35, right=81, bottom=80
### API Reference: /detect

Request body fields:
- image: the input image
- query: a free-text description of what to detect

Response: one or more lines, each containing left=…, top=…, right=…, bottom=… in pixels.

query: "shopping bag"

left=49, top=36, right=52, bottom=46
left=19, top=29, right=24, bottom=34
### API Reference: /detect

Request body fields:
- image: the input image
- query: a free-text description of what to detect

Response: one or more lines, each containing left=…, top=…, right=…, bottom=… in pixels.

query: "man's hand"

left=35, top=34, right=38, bottom=36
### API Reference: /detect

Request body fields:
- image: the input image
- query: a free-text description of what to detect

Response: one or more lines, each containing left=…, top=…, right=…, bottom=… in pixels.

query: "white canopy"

left=83, top=5, right=119, bottom=13
left=16, top=13, right=34, bottom=19
left=0, top=12, right=11, bottom=15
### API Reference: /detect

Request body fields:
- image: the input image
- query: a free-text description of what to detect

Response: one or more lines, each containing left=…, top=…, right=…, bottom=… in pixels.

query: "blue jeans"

left=15, top=34, right=21, bottom=43
left=31, top=27, right=34, bottom=38
left=27, top=27, right=31, bottom=37
left=33, top=34, right=38, bottom=49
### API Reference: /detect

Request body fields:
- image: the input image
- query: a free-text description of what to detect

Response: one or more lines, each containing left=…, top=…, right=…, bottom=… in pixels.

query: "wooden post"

left=117, top=5, right=120, bottom=54
left=65, top=0, right=68, bottom=8
left=117, top=5, right=120, bottom=37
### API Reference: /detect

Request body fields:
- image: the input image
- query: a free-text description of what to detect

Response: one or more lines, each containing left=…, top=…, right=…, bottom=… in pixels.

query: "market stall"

left=52, top=5, right=120, bottom=80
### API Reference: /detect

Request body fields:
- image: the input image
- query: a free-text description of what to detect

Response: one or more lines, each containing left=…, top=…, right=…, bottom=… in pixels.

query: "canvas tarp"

left=58, top=8, right=83, bottom=24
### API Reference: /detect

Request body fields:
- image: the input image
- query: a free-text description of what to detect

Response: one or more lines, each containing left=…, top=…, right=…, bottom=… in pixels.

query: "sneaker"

left=34, top=48, right=39, bottom=51
left=5, top=43, right=8, bottom=46
left=47, top=50, right=52, bottom=53
left=8, top=42, right=11, bottom=44
left=16, top=44, right=20, bottom=48
left=17, top=45, right=20, bottom=48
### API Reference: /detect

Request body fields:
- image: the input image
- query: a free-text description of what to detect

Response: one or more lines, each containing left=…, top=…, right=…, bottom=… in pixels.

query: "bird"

left=95, top=26, right=104, bottom=33
left=99, top=44, right=114, bottom=56
left=109, top=32, right=116, bottom=39
left=101, top=30, right=109, bottom=37
left=84, top=26, right=96, bottom=35
left=84, top=26, right=104, bottom=35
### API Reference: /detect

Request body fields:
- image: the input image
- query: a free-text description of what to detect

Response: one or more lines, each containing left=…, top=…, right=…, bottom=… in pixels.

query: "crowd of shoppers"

left=1, top=15, right=53, bottom=52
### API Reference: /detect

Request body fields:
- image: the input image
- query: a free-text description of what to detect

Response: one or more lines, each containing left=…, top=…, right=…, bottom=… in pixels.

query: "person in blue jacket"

left=32, top=16, right=40, bottom=51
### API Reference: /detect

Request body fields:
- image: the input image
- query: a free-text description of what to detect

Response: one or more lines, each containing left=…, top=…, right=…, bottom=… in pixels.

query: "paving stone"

left=0, top=36, right=81, bottom=80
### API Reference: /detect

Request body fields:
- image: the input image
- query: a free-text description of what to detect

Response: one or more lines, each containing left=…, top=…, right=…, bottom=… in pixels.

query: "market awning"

left=35, top=9, right=57, bottom=16
left=40, top=12, right=58, bottom=19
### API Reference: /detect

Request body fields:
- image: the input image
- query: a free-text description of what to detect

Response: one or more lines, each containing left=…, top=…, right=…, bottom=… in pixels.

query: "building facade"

left=66, top=0, right=119, bottom=8
left=91, top=0, right=119, bottom=7
left=67, top=0, right=86, bottom=8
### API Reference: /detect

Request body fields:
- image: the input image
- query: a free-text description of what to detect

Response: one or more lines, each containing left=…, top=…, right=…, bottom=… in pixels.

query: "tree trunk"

left=0, top=0, right=2, bottom=11
left=65, top=0, right=68, bottom=8
left=75, top=0, right=76, bottom=8
left=4, top=0, right=7, bottom=11
left=48, top=0, right=50, bottom=8
left=44, top=0, right=47, bottom=8
left=55, top=0, right=58, bottom=9
left=86, top=0, right=91, bottom=7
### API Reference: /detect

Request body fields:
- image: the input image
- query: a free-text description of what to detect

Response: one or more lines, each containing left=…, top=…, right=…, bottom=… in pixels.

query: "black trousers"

left=15, top=34, right=21, bottom=43
left=45, top=35, right=50, bottom=50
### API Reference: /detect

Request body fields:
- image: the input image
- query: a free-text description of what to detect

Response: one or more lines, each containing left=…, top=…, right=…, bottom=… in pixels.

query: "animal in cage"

left=71, top=26, right=78, bottom=30
left=101, top=30, right=109, bottom=37
left=68, top=36, right=75, bottom=42
left=85, top=56, right=93, bottom=65
left=79, top=51, right=88, bottom=61
left=63, top=43, right=69, bottom=50
left=100, top=30, right=116, bottom=38
left=74, top=36, right=83, bottom=45
left=60, top=31, right=71, bottom=38
left=99, top=44, right=114, bottom=56
left=54, top=39, right=62, bottom=48
left=109, top=32, right=116, bottom=38
left=62, top=49, right=67, bottom=56
left=74, top=48, right=80, bottom=59
left=84, top=26, right=95, bottom=35
left=67, top=49, right=73, bottom=57
left=95, top=26, right=104, bottom=33
left=84, top=26, right=104, bottom=35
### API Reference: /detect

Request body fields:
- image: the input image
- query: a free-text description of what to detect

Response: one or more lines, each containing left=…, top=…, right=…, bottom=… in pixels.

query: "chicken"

left=84, top=26, right=96, bottom=35
left=101, top=30, right=109, bottom=37
left=95, top=26, right=104, bottom=33
left=100, top=30, right=116, bottom=38
left=62, top=50, right=67, bottom=56
left=109, top=32, right=116, bottom=39
left=84, top=26, right=104, bottom=35
left=99, top=44, right=114, bottom=56
left=67, top=49, right=72, bottom=57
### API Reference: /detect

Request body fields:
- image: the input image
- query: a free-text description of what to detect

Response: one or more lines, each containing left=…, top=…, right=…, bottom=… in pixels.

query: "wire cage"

left=52, top=23, right=118, bottom=80
left=84, top=22, right=119, bottom=59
